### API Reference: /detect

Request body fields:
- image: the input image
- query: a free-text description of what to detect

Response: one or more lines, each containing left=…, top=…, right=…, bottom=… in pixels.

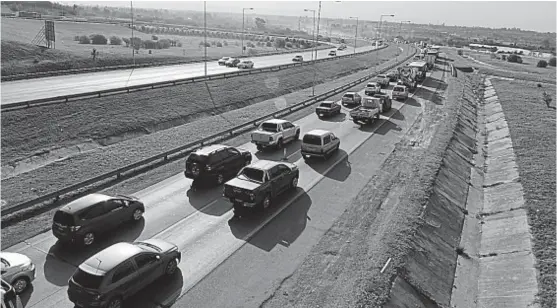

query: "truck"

left=407, top=61, right=427, bottom=81
left=397, top=66, right=419, bottom=92
left=349, top=95, right=392, bottom=125
left=251, top=119, right=300, bottom=151
left=424, top=50, right=439, bottom=69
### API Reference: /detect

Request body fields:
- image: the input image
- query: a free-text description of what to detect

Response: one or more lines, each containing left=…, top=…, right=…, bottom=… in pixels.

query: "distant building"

left=16, top=11, right=41, bottom=18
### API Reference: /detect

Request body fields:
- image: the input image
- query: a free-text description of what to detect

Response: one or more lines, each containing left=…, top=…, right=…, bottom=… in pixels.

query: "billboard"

left=45, top=20, right=55, bottom=42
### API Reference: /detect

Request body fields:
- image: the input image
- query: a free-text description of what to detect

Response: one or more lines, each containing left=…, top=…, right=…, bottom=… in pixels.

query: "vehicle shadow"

left=255, top=140, right=302, bottom=163
left=414, top=86, right=446, bottom=105
left=227, top=188, right=312, bottom=252
left=186, top=184, right=232, bottom=216
left=124, top=270, right=184, bottom=308
left=305, top=149, right=351, bottom=182
left=357, top=118, right=403, bottom=135
left=386, top=107, right=405, bottom=121
left=18, top=285, right=33, bottom=307
left=44, top=219, right=145, bottom=286
left=403, top=97, right=421, bottom=107
left=319, top=112, right=346, bottom=123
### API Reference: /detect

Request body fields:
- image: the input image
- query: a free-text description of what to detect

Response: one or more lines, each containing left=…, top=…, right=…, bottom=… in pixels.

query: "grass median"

left=1, top=44, right=407, bottom=212
left=491, top=79, right=556, bottom=308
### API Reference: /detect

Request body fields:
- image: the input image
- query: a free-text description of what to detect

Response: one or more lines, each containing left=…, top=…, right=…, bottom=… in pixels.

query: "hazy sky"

left=63, top=1, right=556, bottom=33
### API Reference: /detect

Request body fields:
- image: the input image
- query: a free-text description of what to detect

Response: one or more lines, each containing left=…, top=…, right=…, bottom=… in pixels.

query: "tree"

left=79, top=35, right=90, bottom=44
left=122, top=37, right=130, bottom=47
left=266, top=41, right=272, bottom=47
left=507, top=54, right=522, bottom=63
left=217, top=42, right=223, bottom=47
left=549, top=57, right=556, bottom=67
left=542, top=38, right=551, bottom=49
left=255, top=17, right=266, bottom=30
left=130, top=37, right=142, bottom=50
left=537, top=60, right=548, bottom=68
left=223, top=41, right=228, bottom=46
left=90, top=34, right=108, bottom=45
left=152, top=35, right=159, bottom=40
left=109, top=36, right=122, bottom=45
left=274, top=38, right=286, bottom=49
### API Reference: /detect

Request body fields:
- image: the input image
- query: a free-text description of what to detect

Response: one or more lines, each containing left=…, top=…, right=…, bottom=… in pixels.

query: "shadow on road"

left=415, top=85, right=446, bottom=105
left=356, top=118, right=403, bottom=135
left=305, top=149, right=351, bottom=182
left=18, top=285, right=33, bottom=307
left=387, top=107, right=405, bottom=121
left=186, top=184, right=231, bottom=216
left=125, top=270, right=184, bottom=308
left=44, top=219, right=145, bottom=286
left=227, top=188, right=312, bottom=252
left=255, top=140, right=302, bottom=163
left=319, top=112, right=346, bottom=123
left=403, top=97, right=421, bottom=107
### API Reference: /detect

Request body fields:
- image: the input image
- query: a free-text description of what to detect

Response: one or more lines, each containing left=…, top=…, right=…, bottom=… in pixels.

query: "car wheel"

left=106, top=296, right=123, bottom=308
left=12, top=277, right=28, bottom=294
left=132, top=208, right=143, bottom=221
left=294, top=131, right=300, bottom=140
left=216, top=174, right=225, bottom=185
left=165, top=259, right=178, bottom=276
left=256, top=144, right=263, bottom=151
left=276, top=139, right=284, bottom=149
left=83, top=232, right=95, bottom=246
left=262, top=194, right=271, bottom=209
left=290, top=176, right=299, bottom=189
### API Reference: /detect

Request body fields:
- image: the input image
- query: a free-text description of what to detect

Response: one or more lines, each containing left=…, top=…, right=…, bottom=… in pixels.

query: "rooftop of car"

left=344, top=92, right=357, bottom=95
left=60, top=193, right=112, bottom=213
left=80, top=242, right=144, bottom=275
left=262, top=119, right=289, bottom=125
left=319, top=101, right=335, bottom=105
left=306, top=129, right=330, bottom=137
left=248, top=159, right=288, bottom=170
left=194, top=144, right=228, bottom=155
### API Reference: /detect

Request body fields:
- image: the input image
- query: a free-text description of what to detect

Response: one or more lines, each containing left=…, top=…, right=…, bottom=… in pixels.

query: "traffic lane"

left=1, top=45, right=376, bottom=104
left=4, top=83, right=371, bottom=308
left=172, top=90, right=424, bottom=308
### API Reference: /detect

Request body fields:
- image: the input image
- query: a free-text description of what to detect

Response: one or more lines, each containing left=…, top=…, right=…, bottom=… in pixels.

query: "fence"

left=2, top=47, right=417, bottom=215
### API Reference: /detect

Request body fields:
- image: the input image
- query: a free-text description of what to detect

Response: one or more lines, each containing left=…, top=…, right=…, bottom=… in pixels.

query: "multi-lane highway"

left=4, top=64, right=444, bottom=308
left=0, top=44, right=377, bottom=105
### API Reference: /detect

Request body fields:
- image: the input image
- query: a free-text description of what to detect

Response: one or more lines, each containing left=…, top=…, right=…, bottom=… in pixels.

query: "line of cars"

left=217, top=57, right=254, bottom=69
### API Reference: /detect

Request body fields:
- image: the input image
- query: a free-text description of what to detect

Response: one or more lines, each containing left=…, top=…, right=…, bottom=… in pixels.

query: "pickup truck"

left=251, top=119, right=300, bottom=151
left=223, top=160, right=299, bottom=218
left=315, top=101, right=341, bottom=118
left=374, top=74, right=390, bottom=88
left=364, top=82, right=382, bottom=96
left=349, top=95, right=392, bottom=125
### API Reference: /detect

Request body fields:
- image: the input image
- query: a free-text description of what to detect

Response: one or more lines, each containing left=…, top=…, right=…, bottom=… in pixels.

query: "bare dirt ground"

left=260, top=59, right=472, bottom=308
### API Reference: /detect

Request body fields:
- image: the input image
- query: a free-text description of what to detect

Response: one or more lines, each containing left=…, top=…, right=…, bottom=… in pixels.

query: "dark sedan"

left=315, top=101, right=341, bottom=118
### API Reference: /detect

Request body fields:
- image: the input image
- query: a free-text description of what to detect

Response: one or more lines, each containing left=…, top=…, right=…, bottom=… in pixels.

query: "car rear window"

left=393, top=86, right=405, bottom=92
left=187, top=153, right=208, bottom=163
left=53, top=211, right=76, bottom=225
left=378, top=75, right=386, bottom=78
left=319, top=102, right=332, bottom=108
left=260, top=123, right=279, bottom=132
left=238, top=167, right=265, bottom=183
left=303, top=135, right=322, bottom=145
left=73, top=269, right=104, bottom=290
left=367, top=83, right=376, bottom=87
left=343, top=94, right=354, bottom=98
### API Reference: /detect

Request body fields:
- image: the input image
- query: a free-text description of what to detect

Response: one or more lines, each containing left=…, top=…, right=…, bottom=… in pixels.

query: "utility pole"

left=310, top=1, right=322, bottom=97
left=130, top=1, right=135, bottom=66
left=204, top=1, right=207, bottom=76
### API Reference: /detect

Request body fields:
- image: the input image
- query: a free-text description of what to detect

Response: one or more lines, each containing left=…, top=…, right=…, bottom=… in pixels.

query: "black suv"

left=52, top=194, right=145, bottom=247
left=184, top=144, right=252, bottom=186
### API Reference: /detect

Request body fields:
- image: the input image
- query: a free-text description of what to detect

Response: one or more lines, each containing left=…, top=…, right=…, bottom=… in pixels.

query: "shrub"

left=143, top=40, right=157, bottom=49
left=90, top=34, right=108, bottom=45
left=73, top=35, right=80, bottom=41
left=177, top=42, right=183, bottom=47
left=507, top=54, right=522, bottom=63
left=549, top=57, right=556, bottom=67
left=537, top=60, right=548, bottom=68
left=122, top=37, right=130, bottom=47
left=130, top=37, right=142, bottom=50
left=216, top=42, right=223, bottom=47
left=248, top=48, right=258, bottom=56
left=157, top=39, right=171, bottom=49
left=151, top=35, right=158, bottom=40
left=78, top=35, right=90, bottom=44
left=223, top=41, right=228, bottom=46
left=109, top=36, right=122, bottom=45
left=457, top=49, right=463, bottom=56
left=286, top=42, right=293, bottom=48
left=502, top=55, right=507, bottom=61
left=266, top=41, right=272, bottom=47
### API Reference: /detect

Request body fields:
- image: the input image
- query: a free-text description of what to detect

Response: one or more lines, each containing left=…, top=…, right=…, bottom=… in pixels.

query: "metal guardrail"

left=2, top=47, right=416, bottom=216
left=2, top=44, right=390, bottom=111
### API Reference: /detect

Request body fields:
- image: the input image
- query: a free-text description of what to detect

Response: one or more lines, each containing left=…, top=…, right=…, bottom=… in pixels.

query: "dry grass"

left=0, top=17, right=320, bottom=75
left=491, top=79, right=556, bottom=308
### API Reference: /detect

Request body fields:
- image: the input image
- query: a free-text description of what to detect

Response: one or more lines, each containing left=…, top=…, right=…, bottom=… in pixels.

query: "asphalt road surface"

left=5, top=66, right=441, bottom=308
left=1, top=44, right=377, bottom=105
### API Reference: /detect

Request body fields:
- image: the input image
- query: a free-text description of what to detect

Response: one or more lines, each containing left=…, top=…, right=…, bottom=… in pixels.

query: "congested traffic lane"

left=1, top=44, right=377, bottom=105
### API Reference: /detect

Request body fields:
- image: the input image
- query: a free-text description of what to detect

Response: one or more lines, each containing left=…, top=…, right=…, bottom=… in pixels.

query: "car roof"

left=344, top=91, right=357, bottom=95
left=306, top=129, right=330, bottom=137
left=79, top=242, right=144, bottom=276
left=319, top=100, right=335, bottom=104
left=194, top=144, right=228, bottom=155
left=262, top=119, right=288, bottom=125
left=248, top=160, right=289, bottom=170
left=60, top=193, right=112, bottom=213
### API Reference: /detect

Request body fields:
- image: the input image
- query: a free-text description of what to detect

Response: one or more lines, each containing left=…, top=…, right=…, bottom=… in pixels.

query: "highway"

left=4, top=65, right=442, bottom=308
left=0, top=44, right=377, bottom=105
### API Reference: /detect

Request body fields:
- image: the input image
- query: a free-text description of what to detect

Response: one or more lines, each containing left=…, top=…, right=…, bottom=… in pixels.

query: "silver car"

left=0, top=253, right=35, bottom=294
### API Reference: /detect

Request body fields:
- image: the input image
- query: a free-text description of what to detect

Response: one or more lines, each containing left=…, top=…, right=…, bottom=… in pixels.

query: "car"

left=292, top=55, right=303, bottom=62
left=218, top=57, right=231, bottom=66
left=67, top=239, right=181, bottom=308
left=301, top=130, right=340, bottom=160
left=237, top=60, right=254, bottom=69
left=1, top=279, right=20, bottom=308
left=225, top=58, right=241, bottom=67
left=391, top=85, right=409, bottom=101
left=223, top=160, right=299, bottom=218
left=184, top=144, right=252, bottom=186
left=341, top=92, right=362, bottom=106
left=52, top=193, right=145, bottom=247
left=315, top=101, right=341, bottom=118
left=0, top=253, right=35, bottom=294
left=364, top=82, right=382, bottom=96
left=250, top=119, right=300, bottom=151
left=328, top=50, right=337, bottom=56
left=386, top=70, right=399, bottom=82
left=375, top=74, right=390, bottom=88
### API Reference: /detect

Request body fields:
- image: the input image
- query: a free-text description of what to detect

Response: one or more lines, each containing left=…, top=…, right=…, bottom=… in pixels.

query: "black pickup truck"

left=223, top=160, right=299, bottom=218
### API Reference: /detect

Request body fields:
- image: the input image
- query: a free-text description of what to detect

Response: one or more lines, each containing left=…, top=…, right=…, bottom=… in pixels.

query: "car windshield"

left=238, top=167, right=265, bottom=183
left=303, top=134, right=322, bottom=145
left=343, top=94, right=354, bottom=98
left=260, top=123, right=279, bottom=132
left=222, top=57, right=230, bottom=60
left=188, top=153, right=208, bottom=163
left=319, top=102, right=333, bottom=108
left=53, top=211, right=75, bottom=225
left=73, top=269, right=104, bottom=290
left=393, top=87, right=405, bottom=92
left=378, top=75, right=386, bottom=78
left=367, top=84, right=376, bottom=88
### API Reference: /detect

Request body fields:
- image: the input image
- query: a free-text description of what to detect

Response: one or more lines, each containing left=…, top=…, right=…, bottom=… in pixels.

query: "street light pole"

left=204, top=1, right=207, bottom=76
left=242, top=8, right=254, bottom=55
left=396, top=20, right=411, bottom=63
left=304, top=8, right=316, bottom=61
left=376, top=14, right=394, bottom=72
left=349, top=16, right=358, bottom=55
left=310, top=1, right=322, bottom=97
